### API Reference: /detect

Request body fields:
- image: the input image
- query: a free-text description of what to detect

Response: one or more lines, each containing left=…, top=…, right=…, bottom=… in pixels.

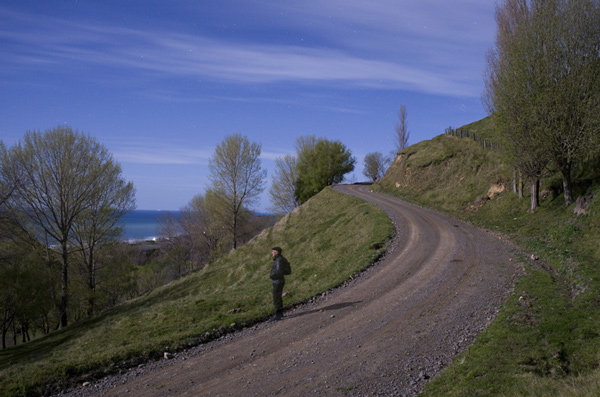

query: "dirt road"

left=64, top=185, right=520, bottom=396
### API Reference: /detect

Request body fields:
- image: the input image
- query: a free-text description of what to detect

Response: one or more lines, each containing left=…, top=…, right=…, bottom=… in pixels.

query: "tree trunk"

left=12, top=321, right=17, bottom=346
left=518, top=171, right=524, bottom=199
left=530, top=179, right=540, bottom=212
left=87, top=250, right=96, bottom=317
left=232, top=211, right=237, bottom=250
left=561, top=165, right=573, bottom=206
left=59, top=242, right=69, bottom=328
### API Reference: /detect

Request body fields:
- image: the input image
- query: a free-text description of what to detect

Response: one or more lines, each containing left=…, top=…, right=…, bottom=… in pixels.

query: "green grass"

left=0, top=187, right=394, bottom=396
left=423, top=186, right=600, bottom=396
left=376, top=120, right=600, bottom=396
left=378, top=132, right=510, bottom=215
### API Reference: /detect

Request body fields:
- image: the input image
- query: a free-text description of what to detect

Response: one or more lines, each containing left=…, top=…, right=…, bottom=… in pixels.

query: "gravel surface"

left=54, top=185, right=522, bottom=396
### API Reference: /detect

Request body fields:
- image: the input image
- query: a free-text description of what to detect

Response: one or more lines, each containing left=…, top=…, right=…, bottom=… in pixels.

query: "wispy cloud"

left=1, top=2, right=493, bottom=98
left=106, top=139, right=212, bottom=166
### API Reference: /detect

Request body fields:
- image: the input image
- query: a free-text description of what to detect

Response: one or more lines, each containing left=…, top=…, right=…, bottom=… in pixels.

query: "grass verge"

left=0, top=187, right=394, bottom=396
left=422, top=188, right=600, bottom=396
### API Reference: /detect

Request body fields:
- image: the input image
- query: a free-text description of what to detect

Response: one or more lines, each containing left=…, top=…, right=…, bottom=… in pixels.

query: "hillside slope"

left=0, top=188, right=393, bottom=396
left=377, top=121, right=510, bottom=215
left=375, top=119, right=600, bottom=396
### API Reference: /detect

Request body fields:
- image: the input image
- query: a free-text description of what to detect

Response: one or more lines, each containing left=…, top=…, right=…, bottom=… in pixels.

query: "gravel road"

left=56, top=185, right=521, bottom=396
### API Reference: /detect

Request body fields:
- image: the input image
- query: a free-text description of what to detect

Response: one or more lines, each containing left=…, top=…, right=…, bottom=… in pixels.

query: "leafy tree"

left=295, top=136, right=356, bottom=204
left=363, top=152, right=391, bottom=182
left=485, top=0, right=600, bottom=208
left=91, top=242, right=138, bottom=309
left=484, top=0, right=557, bottom=211
left=208, top=134, right=266, bottom=249
left=538, top=0, right=600, bottom=205
left=394, top=105, right=411, bottom=152
left=269, top=154, right=299, bottom=215
left=0, top=235, right=54, bottom=348
left=1, top=126, right=134, bottom=327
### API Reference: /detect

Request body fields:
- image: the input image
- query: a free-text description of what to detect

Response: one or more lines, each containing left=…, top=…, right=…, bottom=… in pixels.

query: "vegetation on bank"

left=375, top=116, right=600, bottom=396
left=0, top=188, right=393, bottom=396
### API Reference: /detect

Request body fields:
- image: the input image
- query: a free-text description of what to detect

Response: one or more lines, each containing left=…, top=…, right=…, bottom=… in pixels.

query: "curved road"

left=83, top=185, right=519, bottom=396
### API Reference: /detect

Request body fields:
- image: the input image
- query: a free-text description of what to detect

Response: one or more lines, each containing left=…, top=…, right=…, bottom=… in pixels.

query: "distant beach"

left=121, top=210, right=181, bottom=241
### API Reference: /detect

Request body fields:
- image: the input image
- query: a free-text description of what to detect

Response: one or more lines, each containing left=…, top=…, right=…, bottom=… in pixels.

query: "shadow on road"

left=286, top=301, right=362, bottom=319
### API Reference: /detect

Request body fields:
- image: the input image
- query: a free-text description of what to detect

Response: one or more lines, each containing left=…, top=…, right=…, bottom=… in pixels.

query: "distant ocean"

left=121, top=210, right=181, bottom=241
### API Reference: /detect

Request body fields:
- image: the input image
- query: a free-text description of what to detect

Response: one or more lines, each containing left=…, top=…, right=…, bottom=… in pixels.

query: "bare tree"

left=394, top=105, right=410, bottom=152
left=1, top=126, right=134, bottom=327
left=208, top=134, right=266, bottom=249
left=269, top=154, right=299, bottom=215
left=0, top=142, right=14, bottom=208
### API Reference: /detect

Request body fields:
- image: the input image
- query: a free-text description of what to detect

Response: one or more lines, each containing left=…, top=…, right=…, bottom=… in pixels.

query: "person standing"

left=269, top=246, right=291, bottom=321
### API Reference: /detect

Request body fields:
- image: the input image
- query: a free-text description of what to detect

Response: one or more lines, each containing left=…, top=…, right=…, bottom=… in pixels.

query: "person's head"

left=271, top=246, right=282, bottom=257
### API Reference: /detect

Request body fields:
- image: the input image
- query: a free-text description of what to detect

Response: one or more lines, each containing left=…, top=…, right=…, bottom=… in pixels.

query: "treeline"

left=483, top=0, right=600, bottom=212
left=0, top=128, right=360, bottom=349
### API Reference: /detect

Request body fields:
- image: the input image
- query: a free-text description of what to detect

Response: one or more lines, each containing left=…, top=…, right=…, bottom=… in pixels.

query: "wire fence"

left=444, top=127, right=502, bottom=151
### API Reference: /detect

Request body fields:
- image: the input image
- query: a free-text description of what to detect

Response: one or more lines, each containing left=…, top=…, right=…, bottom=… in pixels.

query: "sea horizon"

left=121, top=210, right=181, bottom=242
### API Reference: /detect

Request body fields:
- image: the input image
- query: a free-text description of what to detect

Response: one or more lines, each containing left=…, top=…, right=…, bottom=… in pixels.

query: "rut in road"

left=77, top=185, right=519, bottom=396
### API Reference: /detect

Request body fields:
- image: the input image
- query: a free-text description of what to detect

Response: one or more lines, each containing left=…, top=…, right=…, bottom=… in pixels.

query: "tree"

left=269, top=154, right=299, bottom=214
left=72, top=161, right=135, bottom=316
left=180, top=192, right=228, bottom=265
left=484, top=0, right=600, bottom=208
left=539, top=0, right=600, bottom=205
left=208, top=134, right=266, bottom=250
left=363, top=152, right=391, bottom=182
left=295, top=136, right=356, bottom=204
left=1, top=126, right=134, bottom=327
left=484, top=0, right=552, bottom=212
left=394, top=105, right=411, bottom=153
left=0, top=142, right=13, bottom=208
left=0, top=241, right=54, bottom=348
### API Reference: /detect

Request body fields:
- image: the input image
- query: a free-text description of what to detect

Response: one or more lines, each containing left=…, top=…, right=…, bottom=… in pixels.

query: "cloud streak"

left=1, top=3, right=492, bottom=98
left=107, top=139, right=212, bottom=166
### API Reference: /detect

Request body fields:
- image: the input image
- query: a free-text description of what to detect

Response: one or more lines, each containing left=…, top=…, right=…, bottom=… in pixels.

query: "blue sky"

left=1, top=1, right=496, bottom=211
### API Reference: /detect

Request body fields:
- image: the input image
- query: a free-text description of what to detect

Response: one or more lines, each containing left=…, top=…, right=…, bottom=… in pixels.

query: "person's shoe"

left=269, top=313, right=283, bottom=321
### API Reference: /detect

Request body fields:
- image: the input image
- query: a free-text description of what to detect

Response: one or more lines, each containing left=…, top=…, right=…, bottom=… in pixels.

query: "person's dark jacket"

left=270, top=255, right=290, bottom=280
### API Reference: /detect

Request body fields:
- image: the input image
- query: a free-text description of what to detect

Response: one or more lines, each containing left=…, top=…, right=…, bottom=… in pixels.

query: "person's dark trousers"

left=272, top=278, right=285, bottom=318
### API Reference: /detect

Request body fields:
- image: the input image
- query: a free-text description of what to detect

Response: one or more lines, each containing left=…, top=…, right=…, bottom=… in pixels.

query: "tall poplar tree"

left=394, top=105, right=410, bottom=152
left=485, top=0, right=600, bottom=209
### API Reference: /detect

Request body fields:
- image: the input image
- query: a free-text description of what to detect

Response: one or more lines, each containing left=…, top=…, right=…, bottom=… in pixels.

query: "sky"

left=1, top=1, right=497, bottom=211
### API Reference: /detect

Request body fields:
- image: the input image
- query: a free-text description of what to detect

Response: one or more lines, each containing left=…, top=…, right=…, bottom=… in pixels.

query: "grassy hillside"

left=377, top=118, right=511, bottom=215
left=0, top=188, right=394, bottom=396
left=376, top=117, right=600, bottom=396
